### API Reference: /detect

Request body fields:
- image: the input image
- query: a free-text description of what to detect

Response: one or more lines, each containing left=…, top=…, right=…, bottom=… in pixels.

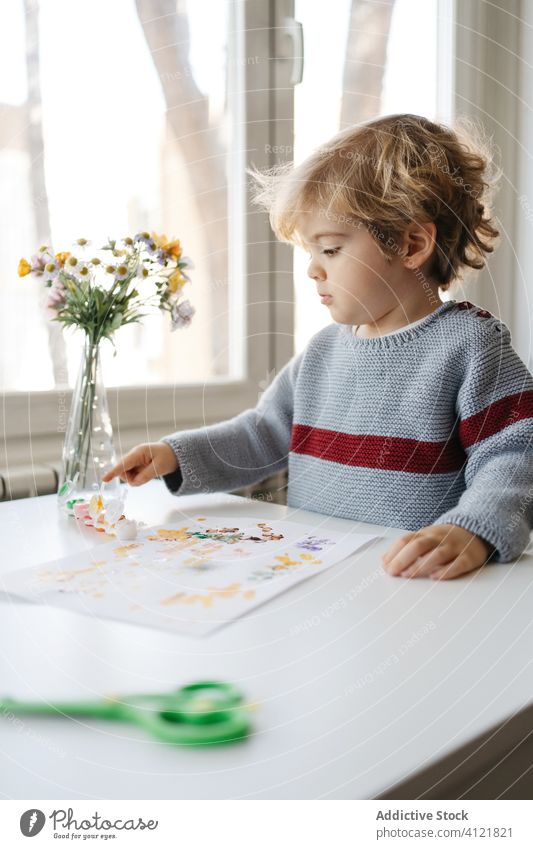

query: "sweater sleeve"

left=431, top=321, right=533, bottom=563
left=158, top=351, right=303, bottom=497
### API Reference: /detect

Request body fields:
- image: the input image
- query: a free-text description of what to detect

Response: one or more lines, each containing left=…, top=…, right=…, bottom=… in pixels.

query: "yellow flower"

left=168, top=270, right=186, bottom=293
left=55, top=252, right=71, bottom=268
left=18, top=258, right=32, bottom=277
left=151, top=232, right=166, bottom=248
left=152, top=232, right=181, bottom=258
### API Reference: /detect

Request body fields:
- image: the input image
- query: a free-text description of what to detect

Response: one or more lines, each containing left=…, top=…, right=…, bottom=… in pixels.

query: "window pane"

left=293, top=0, right=451, bottom=352
left=0, top=0, right=244, bottom=390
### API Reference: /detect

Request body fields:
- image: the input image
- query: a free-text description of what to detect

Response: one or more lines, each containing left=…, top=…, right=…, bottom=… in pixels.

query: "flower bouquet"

left=18, top=233, right=195, bottom=516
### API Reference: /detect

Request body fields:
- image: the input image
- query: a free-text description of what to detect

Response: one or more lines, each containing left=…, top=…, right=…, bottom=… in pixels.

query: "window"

left=1, top=0, right=247, bottom=391
left=293, top=0, right=454, bottom=352
left=1, top=0, right=286, bottom=469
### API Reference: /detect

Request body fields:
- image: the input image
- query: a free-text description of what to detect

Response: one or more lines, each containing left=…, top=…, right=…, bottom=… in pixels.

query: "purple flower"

left=171, top=299, right=195, bottom=331
left=44, top=278, right=67, bottom=318
left=31, top=252, right=48, bottom=274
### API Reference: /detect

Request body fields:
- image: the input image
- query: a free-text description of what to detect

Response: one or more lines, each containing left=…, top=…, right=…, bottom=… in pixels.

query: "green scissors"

left=0, top=681, right=251, bottom=745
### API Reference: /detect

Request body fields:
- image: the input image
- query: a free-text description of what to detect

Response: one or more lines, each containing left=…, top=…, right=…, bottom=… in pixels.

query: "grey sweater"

left=161, top=300, right=533, bottom=563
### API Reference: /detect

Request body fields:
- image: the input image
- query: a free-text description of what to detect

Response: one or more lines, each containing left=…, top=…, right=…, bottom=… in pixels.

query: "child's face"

left=296, top=209, right=422, bottom=329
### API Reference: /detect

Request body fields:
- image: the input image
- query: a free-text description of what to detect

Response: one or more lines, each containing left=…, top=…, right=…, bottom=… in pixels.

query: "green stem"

left=80, top=338, right=98, bottom=488
left=65, top=333, right=98, bottom=489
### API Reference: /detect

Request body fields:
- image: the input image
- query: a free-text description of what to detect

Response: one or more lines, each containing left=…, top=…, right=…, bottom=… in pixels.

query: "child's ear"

left=401, top=222, right=437, bottom=270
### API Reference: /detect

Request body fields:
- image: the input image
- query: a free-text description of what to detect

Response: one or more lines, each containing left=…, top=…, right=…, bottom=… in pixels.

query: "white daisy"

left=43, top=260, right=59, bottom=282
left=77, top=265, right=91, bottom=281
left=64, top=255, right=81, bottom=275
left=114, top=263, right=129, bottom=282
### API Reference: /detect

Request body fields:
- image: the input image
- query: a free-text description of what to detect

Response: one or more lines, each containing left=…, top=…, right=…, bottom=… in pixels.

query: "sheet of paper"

left=0, top=515, right=378, bottom=636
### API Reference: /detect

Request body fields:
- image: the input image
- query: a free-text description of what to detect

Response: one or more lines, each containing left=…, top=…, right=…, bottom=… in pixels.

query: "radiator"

left=0, top=464, right=58, bottom=500
left=0, top=464, right=289, bottom=505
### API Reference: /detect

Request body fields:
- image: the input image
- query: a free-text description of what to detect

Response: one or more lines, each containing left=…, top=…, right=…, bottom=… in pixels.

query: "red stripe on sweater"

left=290, top=425, right=465, bottom=474
left=459, top=390, right=533, bottom=448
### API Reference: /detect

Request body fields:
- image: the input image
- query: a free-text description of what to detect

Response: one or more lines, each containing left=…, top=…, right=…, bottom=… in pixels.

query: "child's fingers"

left=102, top=460, right=132, bottom=482
left=381, top=532, right=418, bottom=564
left=102, top=450, right=143, bottom=482
left=398, top=544, right=457, bottom=578
left=383, top=534, right=442, bottom=576
left=127, top=464, right=156, bottom=486
left=428, top=557, right=477, bottom=581
left=102, top=464, right=131, bottom=483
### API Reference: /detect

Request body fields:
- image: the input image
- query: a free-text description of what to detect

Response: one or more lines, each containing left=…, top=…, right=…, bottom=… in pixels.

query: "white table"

left=1, top=481, right=532, bottom=800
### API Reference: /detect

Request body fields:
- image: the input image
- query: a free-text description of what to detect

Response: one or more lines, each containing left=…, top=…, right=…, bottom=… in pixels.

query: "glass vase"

left=57, top=335, right=121, bottom=516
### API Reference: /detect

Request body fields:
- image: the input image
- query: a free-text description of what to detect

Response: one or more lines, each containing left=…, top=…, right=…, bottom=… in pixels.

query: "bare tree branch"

left=340, top=0, right=396, bottom=127
left=24, top=0, right=68, bottom=387
left=136, top=0, right=229, bottom=373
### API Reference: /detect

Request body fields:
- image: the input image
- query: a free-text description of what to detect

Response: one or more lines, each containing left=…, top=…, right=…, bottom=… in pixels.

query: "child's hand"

left=101, top=442, right=179, bottom=486
left=382, top=524, right=494, bottom=580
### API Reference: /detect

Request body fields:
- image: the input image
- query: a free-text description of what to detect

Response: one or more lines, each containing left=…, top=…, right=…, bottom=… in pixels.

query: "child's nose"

left=307, top=259, right=325, bottom=281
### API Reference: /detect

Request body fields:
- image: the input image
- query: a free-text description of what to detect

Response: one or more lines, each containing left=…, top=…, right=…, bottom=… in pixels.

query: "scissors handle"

left=0, top=696, right=123, bottom=720
left=132, top=700, right=250, bottom=745
left=126, top=682, right=251, bottom=744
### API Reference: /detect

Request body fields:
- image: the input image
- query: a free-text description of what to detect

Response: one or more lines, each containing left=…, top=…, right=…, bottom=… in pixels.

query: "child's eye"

left=321, top=247, right=340, bottom=257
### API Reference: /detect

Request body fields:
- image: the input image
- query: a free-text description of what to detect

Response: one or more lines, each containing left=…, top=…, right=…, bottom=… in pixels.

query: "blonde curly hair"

left=248, top=113, right=501, bottom=289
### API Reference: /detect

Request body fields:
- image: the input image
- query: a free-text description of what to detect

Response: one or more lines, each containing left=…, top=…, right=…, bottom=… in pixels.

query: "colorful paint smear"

left=1, top=514, right=378, bottom=636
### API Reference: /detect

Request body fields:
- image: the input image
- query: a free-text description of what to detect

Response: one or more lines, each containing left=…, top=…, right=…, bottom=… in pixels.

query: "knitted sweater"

left=161, top=299, right=533, bottom=563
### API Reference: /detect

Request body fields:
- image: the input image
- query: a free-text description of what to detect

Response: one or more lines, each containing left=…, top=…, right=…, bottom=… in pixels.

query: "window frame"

left=452, top=0, right=522, bottom=343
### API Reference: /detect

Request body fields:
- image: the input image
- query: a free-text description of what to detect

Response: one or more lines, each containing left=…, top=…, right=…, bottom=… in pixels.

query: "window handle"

left=282, top=17, right=304, bottom=86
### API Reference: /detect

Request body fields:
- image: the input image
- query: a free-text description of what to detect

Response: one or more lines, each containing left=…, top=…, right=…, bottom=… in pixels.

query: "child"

left=103, top=114, right=533, bottom=581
